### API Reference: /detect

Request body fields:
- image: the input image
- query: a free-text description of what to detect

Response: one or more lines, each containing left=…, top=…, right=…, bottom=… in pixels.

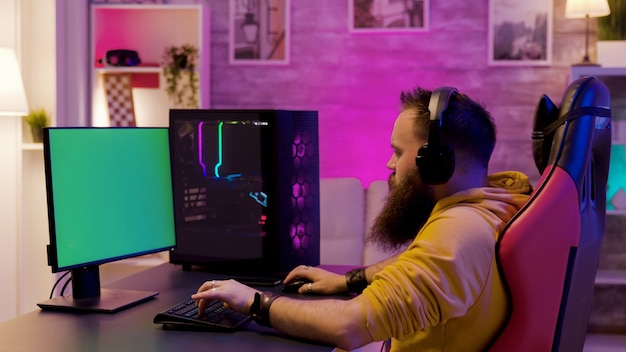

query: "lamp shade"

left=566, top=0, right=611, bottom=19
left=0, top=46, right=29, bottom=116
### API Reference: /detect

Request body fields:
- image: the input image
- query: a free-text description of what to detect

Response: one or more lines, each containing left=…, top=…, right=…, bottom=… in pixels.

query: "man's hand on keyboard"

left=192, top=279, right=260, bottom=317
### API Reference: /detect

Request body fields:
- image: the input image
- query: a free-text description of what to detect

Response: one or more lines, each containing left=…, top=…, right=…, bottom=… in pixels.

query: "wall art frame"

left=488, top=0, right=553, bottom=66
left=90, top=0, right=165, bottom=3
left=229, top=0, right=290, bottom=65
left=348, top=0, right=429, bottom=33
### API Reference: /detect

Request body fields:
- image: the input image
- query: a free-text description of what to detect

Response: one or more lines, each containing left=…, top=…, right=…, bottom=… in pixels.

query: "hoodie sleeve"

left=360, top=205, right=503, bottom=341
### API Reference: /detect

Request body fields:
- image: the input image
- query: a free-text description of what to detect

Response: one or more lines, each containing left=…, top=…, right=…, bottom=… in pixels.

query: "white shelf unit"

left=90, top=4, right=210, bottom=127
left=94, top=67, right=162, bottom=74
left=18, top=142, right=51, bottom=315
left=21, top=143, right=43, bottom=151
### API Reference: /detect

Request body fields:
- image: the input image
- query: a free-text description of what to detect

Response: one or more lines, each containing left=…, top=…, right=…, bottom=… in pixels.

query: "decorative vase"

left=596, top=41, right=626, bottom=67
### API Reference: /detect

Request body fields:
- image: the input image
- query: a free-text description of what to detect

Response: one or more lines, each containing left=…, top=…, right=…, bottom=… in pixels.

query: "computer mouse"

left=282, top=278, right=313, bottom=293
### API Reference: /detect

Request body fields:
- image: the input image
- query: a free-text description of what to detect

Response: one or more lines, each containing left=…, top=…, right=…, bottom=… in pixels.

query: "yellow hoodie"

left=361, top=171, right=532, bottom=352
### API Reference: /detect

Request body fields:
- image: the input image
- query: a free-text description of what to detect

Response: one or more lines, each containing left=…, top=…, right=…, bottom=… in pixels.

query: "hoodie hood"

left=432, top=171, right=532, bottom=223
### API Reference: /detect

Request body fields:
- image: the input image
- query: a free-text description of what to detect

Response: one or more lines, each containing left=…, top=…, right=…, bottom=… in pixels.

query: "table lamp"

left=0, top=46, right=29, bottom=116
left=565, top=0, right=612, bottom=65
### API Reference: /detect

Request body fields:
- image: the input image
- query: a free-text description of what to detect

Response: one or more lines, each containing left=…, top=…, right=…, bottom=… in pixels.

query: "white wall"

left=0, top=0, right=21, bottom=323
left=20, top=0, right=56, bottom=129
left=0, top=0, right=17, bottom=47
left=18, top=0, right=57, bottom=317
left=0, top=0, right=57, bottom=322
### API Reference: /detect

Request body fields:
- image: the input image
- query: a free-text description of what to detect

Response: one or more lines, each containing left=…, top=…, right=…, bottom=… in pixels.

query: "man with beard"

left=192, top=86, right=532, bottom=351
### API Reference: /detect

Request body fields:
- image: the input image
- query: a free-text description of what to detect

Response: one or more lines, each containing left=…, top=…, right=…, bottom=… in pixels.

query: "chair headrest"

left=532, top=76, right=611, bottom=175
left=532, top=94, right=560, bottom=174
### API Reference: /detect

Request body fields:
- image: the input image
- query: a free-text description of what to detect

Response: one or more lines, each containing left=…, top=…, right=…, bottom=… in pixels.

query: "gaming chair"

left=488, top=76, right=612, bottom=351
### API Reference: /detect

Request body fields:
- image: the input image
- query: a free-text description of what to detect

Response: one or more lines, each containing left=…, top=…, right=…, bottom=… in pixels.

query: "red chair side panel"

left=490, top=167, right=581, bottom=351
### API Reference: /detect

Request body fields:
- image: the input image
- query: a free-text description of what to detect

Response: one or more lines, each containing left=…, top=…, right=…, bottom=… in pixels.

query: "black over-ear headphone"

left=415, top=86, right=457, bottom=185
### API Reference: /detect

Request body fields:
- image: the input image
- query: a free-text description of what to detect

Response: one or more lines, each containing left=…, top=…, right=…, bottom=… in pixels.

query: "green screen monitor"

left=38, top=127, right=176, bottom=313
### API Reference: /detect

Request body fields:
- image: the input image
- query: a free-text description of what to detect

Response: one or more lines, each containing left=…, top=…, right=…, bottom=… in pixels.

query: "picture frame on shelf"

left=229, top=0, right=290, bottom=65
left=488, top=0, right=552, bottom=66
left=348, top=0, right=429, bottom=33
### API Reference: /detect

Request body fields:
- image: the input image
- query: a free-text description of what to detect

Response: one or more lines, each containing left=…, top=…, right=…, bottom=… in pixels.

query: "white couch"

left=320, top=177, right=395, bottom=266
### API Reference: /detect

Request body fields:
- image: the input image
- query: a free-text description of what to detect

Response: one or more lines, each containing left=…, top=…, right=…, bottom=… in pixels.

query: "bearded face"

left=367, top=169, right=435, bottom=252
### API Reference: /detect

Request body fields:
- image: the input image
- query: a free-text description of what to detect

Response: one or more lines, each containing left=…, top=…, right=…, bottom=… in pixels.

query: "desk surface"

left=0, top=263, right=339, bottom=352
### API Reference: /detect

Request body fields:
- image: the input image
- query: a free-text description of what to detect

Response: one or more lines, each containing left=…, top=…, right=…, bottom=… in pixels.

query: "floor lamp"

left=565, top=0, right=612, bottom=66
left=0, top=46, right=29, bottom=321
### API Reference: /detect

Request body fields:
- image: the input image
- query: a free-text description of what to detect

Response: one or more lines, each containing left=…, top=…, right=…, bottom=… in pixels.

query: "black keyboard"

left=154, top=298, right=251, bottom=331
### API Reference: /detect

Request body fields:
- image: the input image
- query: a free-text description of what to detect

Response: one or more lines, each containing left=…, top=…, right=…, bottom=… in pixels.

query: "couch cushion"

left=363, top=179, right=399, bottom=265
left=319, top=177, right=365, bottom=265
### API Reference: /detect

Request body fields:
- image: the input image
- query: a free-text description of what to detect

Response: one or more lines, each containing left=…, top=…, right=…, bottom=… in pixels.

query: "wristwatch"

left=250, top=291, right=280, bottom=327
left=346, top=267, right=368, bottom=294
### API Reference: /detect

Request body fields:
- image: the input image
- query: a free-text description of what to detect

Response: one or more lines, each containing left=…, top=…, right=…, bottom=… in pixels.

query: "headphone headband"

left=428, top=87, right=458, bottom=122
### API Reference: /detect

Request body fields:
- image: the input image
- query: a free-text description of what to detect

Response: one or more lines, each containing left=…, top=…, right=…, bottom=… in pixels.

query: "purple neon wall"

left=193, top=0, right=582, bottom=187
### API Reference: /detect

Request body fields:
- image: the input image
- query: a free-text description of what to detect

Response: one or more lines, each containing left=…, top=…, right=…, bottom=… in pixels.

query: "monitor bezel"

left=43, top=127, right=177, bottom=273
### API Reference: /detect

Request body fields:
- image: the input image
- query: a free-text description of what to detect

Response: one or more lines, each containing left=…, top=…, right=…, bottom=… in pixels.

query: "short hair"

left=399, top=86, right=496, bottom=168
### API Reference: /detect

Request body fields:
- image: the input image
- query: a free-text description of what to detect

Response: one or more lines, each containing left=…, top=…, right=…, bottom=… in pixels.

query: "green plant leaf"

left=598, top=0, right=626, bottom=40
left=24, top=108, right=50, bottom=129
left=161, top=44, right=200, bottom=108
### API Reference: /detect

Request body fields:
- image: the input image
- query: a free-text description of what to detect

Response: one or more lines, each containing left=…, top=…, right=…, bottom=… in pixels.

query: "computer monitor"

left=168, top=109, right=320, bottom=276
left=38, top=127, right=176, bottom=313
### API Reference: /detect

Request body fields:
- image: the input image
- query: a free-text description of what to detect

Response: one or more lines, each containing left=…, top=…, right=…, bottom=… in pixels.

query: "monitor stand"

left=37, top=265, right=158, bottom=313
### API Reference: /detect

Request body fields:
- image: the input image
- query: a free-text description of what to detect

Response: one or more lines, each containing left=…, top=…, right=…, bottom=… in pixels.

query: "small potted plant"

left=161, top=44, right=199, bottom=108
left=24, top=108, right=50, bottom=143
left=597, top=0, right=626, bottom=66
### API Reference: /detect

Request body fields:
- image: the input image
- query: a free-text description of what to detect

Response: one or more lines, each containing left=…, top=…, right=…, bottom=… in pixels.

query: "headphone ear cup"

left=417, top=86, right=458, bottom=185
left=416, top=143, right=455, bottom=185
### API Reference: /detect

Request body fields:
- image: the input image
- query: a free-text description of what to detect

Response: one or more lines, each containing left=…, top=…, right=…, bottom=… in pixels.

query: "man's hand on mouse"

left=283, top=265, right=348, bottom=295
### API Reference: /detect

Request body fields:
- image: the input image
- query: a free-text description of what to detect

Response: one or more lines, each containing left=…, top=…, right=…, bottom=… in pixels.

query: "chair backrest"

left=489, top=76, right=612, bottom=351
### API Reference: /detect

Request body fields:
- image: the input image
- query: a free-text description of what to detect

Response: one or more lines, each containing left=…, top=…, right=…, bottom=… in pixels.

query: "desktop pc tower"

left=168, top=109, right=320, bottom=276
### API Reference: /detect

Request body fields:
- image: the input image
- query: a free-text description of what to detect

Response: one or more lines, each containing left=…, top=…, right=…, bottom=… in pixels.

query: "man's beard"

left=367, top=170, right=435, bottom=252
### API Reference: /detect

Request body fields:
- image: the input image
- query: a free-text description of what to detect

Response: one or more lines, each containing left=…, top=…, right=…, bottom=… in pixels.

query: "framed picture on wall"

left=488, top=0, right=553, bottom=66
left=90, top=0, right=165, bottom=3
left=229, top=0, right=290, bottom=65
left=348, top=0, right=429, bottom=33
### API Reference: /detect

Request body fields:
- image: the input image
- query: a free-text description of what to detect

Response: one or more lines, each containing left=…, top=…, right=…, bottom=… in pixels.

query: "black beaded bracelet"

left=250, top=291, right=280, bottom=327
left=346, top=267, right=368, bottom=294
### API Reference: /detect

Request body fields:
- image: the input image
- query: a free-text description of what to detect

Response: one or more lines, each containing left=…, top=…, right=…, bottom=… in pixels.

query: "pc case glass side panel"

left=170, top=117, right=267, bottom=263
